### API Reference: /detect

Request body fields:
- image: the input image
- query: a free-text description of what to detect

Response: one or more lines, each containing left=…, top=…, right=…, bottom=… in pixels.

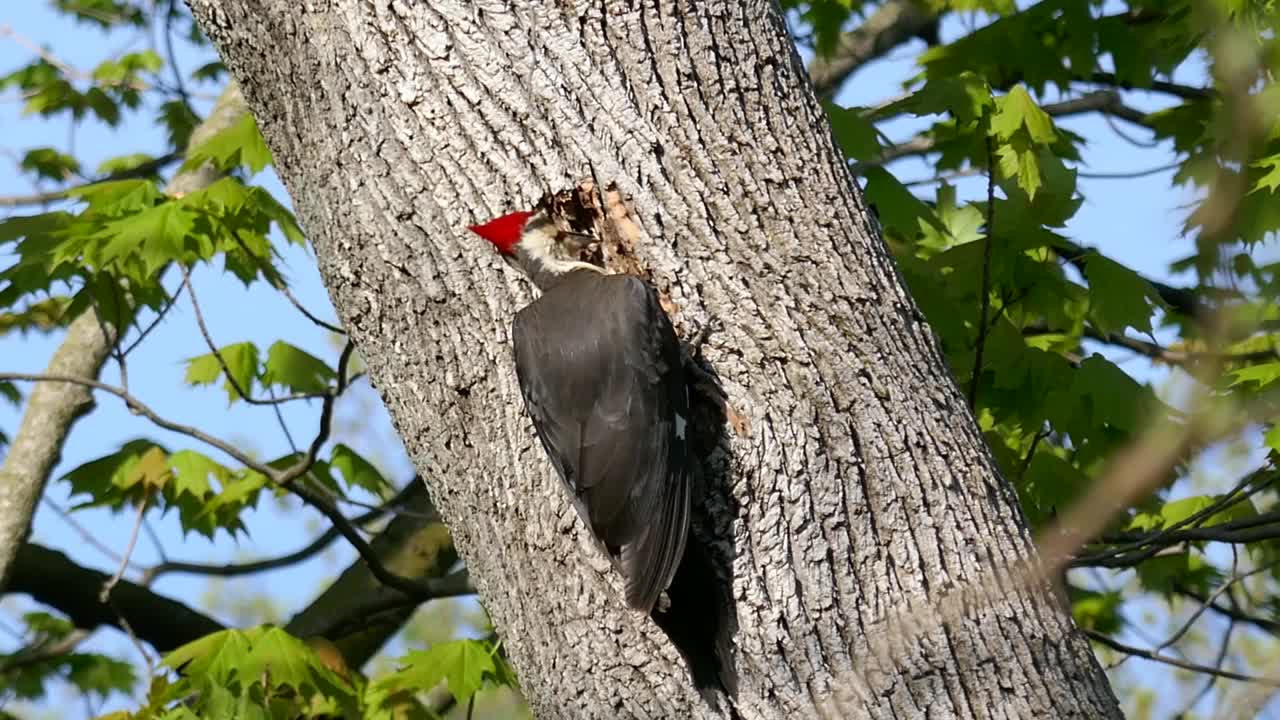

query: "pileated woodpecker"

left=470, top=205, right=736, bottom=698
left=469, top=207, right=692, bottom=613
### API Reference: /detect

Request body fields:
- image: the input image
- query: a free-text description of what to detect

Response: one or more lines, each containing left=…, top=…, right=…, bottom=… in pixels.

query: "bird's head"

left=469, top=208, right=601, bottom=290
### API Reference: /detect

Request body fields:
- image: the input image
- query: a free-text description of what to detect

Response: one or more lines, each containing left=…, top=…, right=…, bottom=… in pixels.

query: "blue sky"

left=0, top=2, right=1267, bottom=718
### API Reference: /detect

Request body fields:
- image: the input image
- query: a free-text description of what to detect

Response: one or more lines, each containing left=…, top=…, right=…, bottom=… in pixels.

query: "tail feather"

left=653, top=539, right=738, bottom=698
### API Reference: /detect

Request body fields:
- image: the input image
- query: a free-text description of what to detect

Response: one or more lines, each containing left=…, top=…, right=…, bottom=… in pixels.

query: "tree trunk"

left=187, top=1, right=1122, bottom=717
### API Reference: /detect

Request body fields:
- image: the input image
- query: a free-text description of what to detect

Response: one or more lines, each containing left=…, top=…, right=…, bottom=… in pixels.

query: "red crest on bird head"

left=468, top=211, right=535, bottom=256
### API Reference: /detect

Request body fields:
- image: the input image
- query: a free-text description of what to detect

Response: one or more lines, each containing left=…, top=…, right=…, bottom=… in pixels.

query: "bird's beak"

left=558, top=231, right=596, bottom=254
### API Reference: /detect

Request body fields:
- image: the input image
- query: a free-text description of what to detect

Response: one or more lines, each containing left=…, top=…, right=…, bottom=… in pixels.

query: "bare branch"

left=8, top=544, right=224, bottom=652
left=0, top=629, right=92, bottom=674
left=1086, top=71, right=1214, bottom=102
left=276, top=341, right=354, bottom=486
left=311, top=569, right=476, bottom=639
left=808, top=0, right=937, bottom=98
left=1077, top=162, right=1181, bottom=180
left=1152, top=562, right=1273, bottom=659
left=1022, top=322, right=1279, bottom=367
left=967, top=135, right=996, bottom=409
left=1081, top=327, right=1278, bottom=366
left=0, top=152, right=183, bottom=208
left=1175, top=585, right=1280, bottom=635
left=275, top=281, right=345, bottom=336
left=853, top=91, right=1148, bottom=174
left=40, top=498, right=132, bottom=569
left=1085, top=630, right=1279, bottom=686
left=0, top=372, right=271, bottom=473
left=144, top=480, right=421, bottom=582
left=283, top=480, right=453, bottom=599
left=99, top=498, right=148, bottom=603
left=119, top=281, right=185, bottom=357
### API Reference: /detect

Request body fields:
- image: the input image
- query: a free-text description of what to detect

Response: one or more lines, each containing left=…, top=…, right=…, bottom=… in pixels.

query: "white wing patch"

left=675, top=413, right=688, bottom=440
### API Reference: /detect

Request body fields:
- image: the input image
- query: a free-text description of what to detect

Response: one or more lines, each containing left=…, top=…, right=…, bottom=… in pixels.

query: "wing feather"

left=511, top=272, right=691, bottom=611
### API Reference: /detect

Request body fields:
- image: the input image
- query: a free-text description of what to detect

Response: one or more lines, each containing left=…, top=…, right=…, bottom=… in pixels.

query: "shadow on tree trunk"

left=652, top=336, right=740, bottom=708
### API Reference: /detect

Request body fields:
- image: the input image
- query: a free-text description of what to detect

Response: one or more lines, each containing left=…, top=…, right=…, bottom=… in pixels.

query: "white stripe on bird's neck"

left=515, top=219, right=606, bottom=291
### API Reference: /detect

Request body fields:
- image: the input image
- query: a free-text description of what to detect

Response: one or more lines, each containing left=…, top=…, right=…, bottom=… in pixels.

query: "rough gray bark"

left=0, top=85, right=243, bottom=593
left=186, top=1, right=1122, bottom=718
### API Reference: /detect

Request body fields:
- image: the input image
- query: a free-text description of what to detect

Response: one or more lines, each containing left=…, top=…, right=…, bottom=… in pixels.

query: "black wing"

left=512, top=272, right=691, bottom=612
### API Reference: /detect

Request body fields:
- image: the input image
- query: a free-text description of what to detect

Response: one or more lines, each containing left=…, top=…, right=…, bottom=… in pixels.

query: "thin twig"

left=107, top=601, right=155, bottom=671
left=141, top=518, right=168, bottom=563
left=0, top=629, right=92, bottom=673
left=1174, top=619, right=1236, bottom=719
left=1111, top=557, right=1269, bottom=671
left=1074, top=469, right=1278, bottom=567
left=120, top=280, right=185, bottom=357
left=316, top=569, right=476, bottom=639
left=181, top=269, right=329, bottom=405
left=224, top=231, right=346, bottom=336
left=967, top=133, right=996, bottom=409
left=0, top=371, right=446, bottom=599
left=100, top=497, right=148, bottom=603
left=40, top=498, right=131, bottom=568
left=1086, top=71, right=1215, bottom=101
left=284, top=480, right=457, bottom=599
left=277, top=342, right=355, bottom=486
left=1077, top=162, right=1179, bottom=179
left=1014, top=427, right=1048, bottom=485
left=162, top=0, right=194, bottom=119
left=1085, top=630, right=1279, bottom=686
left=1175, top=584, right=1280, bottom=635
left=267, top=385, right=300, bottom=453
left=0, top=372, right=265, bottom=471
left=276, top=281, right=345, bottom=335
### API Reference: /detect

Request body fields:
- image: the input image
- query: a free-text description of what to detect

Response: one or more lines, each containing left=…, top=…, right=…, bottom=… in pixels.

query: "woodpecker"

left=469, top=207, right=693, bottom=614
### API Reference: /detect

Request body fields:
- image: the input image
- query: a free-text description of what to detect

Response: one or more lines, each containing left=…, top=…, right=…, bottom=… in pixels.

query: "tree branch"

left=1051, top=238, right=1245, bottom=318
left=283, top=480, right=468, bottom=668
left=1174, top=585, right=1280, bottom=635
left=1022, top=322, right=1278, bottom=366
left=1084, top=516, right=1280, bottom=560
left=0, top=372, right=272, bottom=473
left=1085, top=629, right=1280, bottom=686
left=1080, top=326, right=1277, bottom=365
left=7, top=544, right=224, bottom=652
left=1086, top=71, right=1214, bottom=102
left=0, top=152, right=183, bottom=208
left=808, top=0, right=937, bottom=99
left=853, top=91, right=1149, bottom=174
left=143, top=479, right=421, bottom=582
left=0, top=629, right=91, bottom=674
